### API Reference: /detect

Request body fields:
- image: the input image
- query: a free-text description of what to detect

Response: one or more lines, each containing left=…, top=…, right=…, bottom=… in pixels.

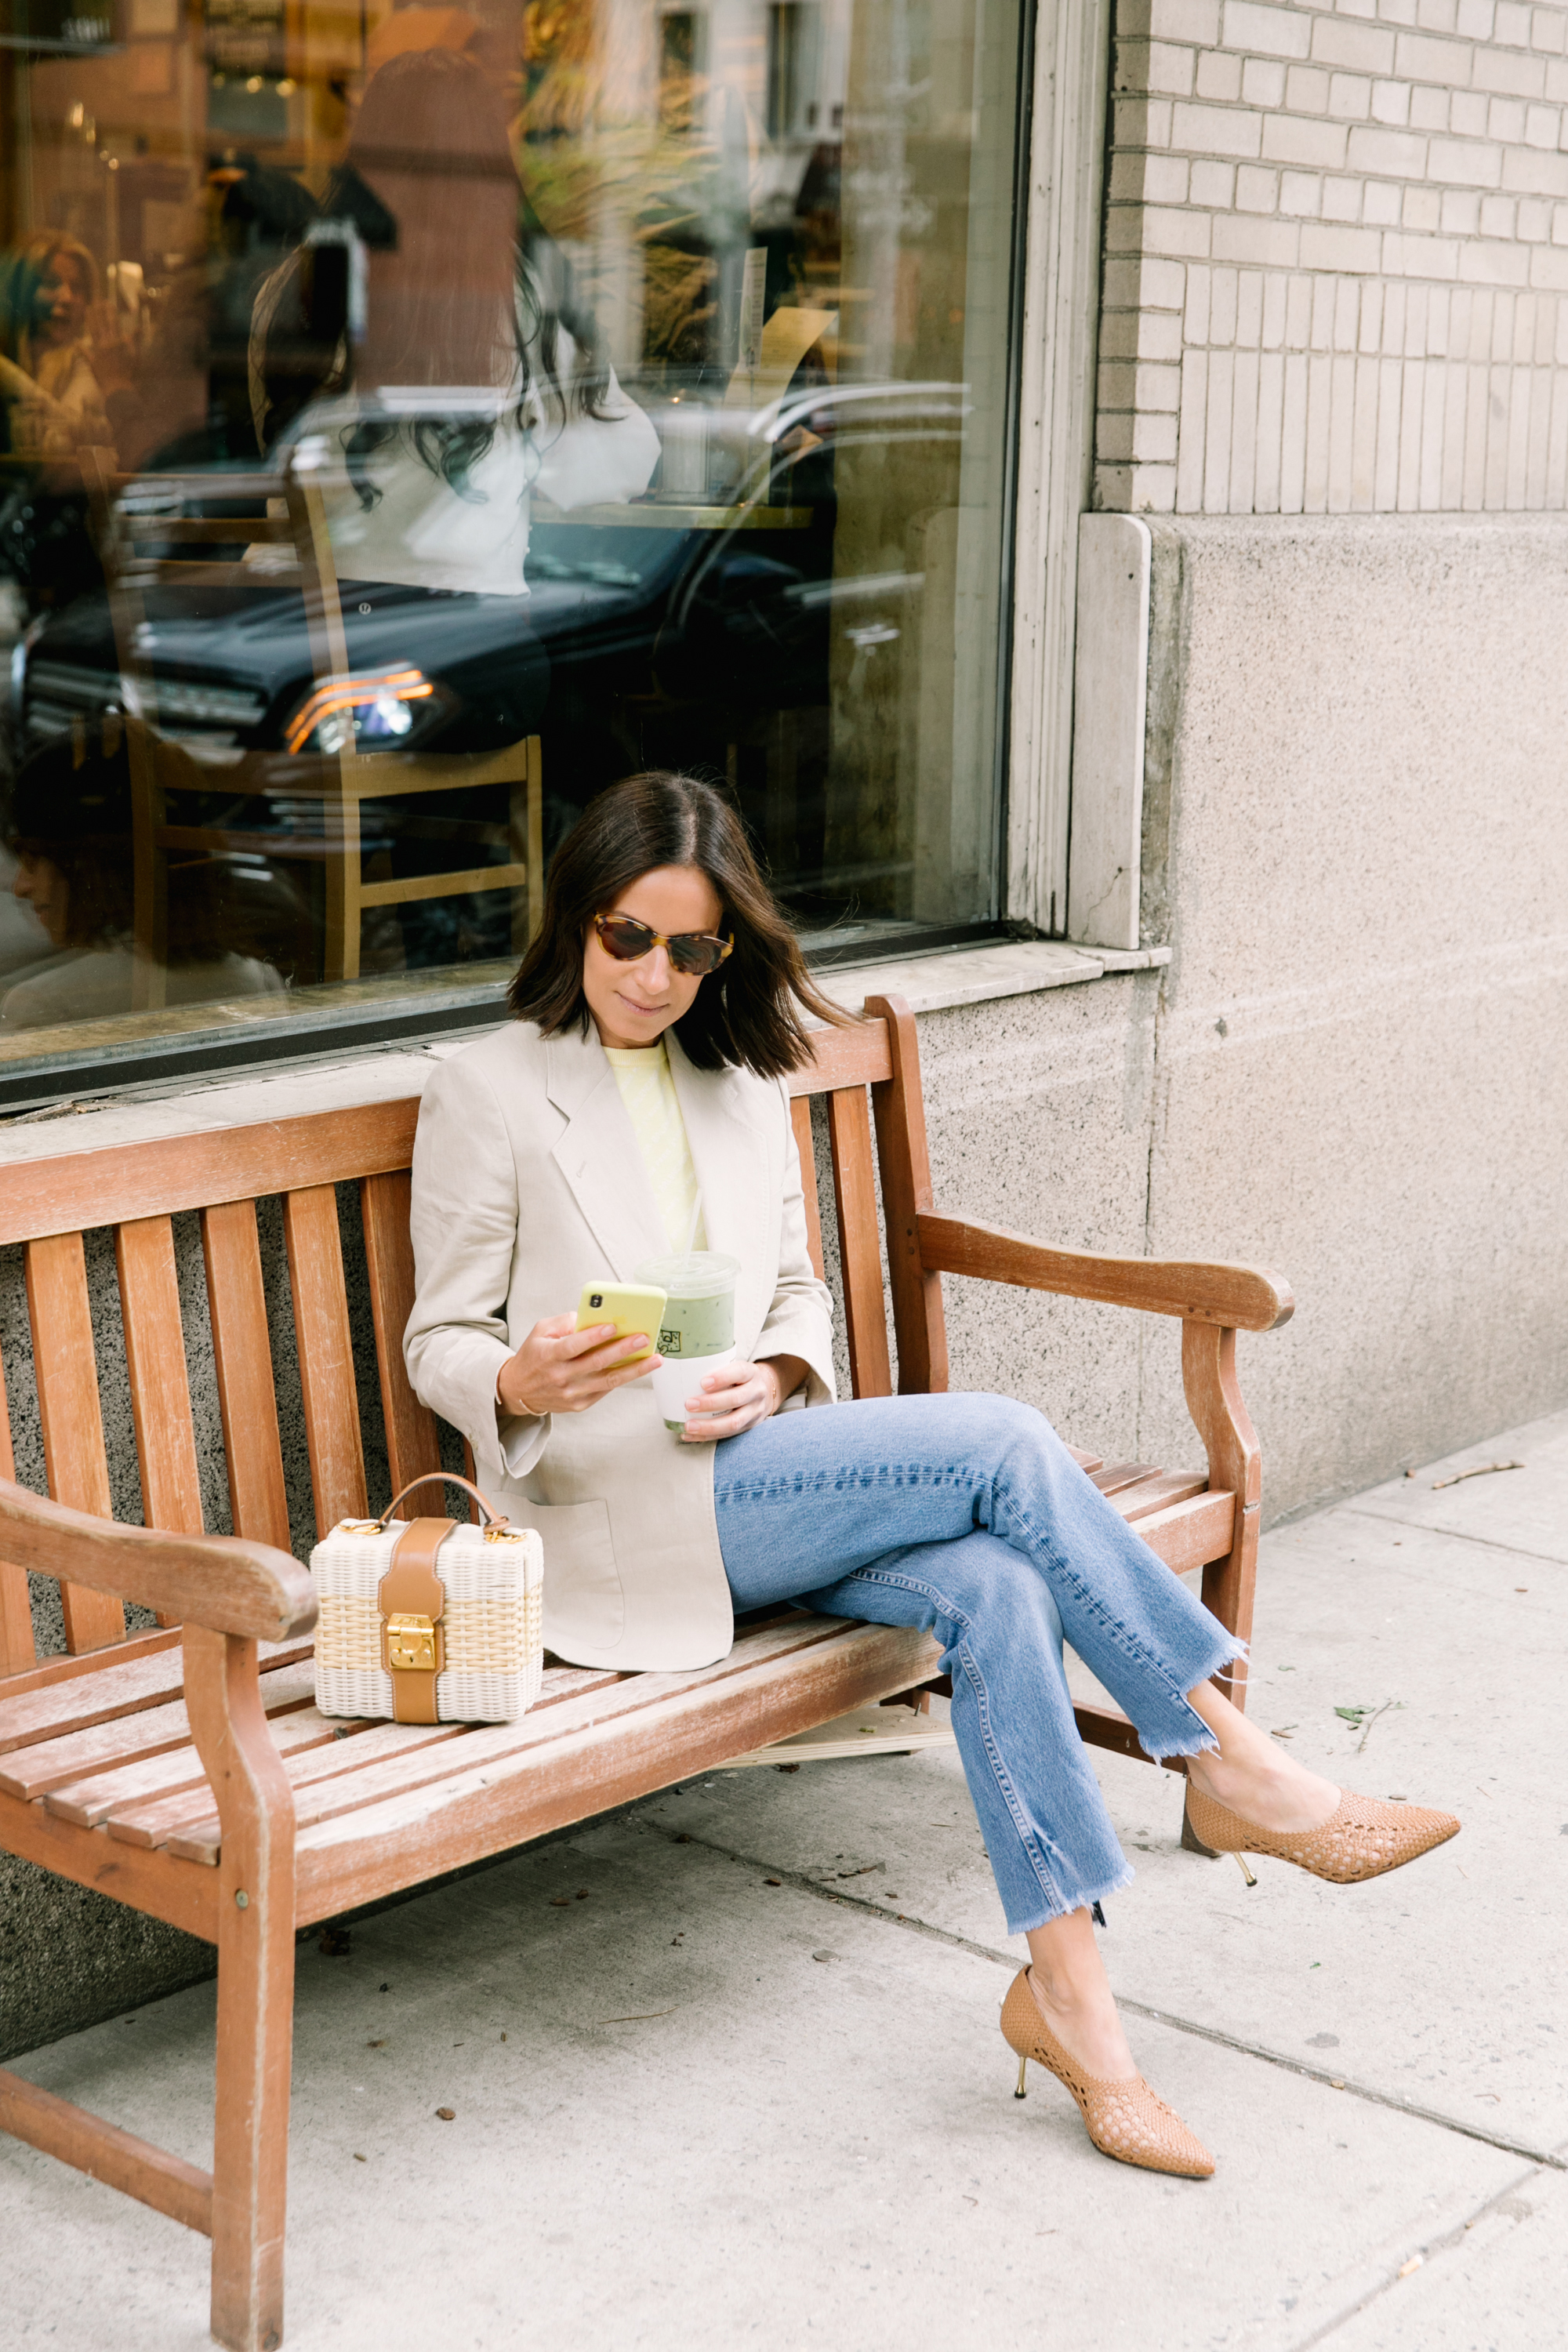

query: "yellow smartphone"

left=574, top=1280, right=667, bottom=1363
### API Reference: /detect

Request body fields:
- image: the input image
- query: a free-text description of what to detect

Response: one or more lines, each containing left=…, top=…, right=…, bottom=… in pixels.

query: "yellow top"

left=604, top=1040, right=707, bottom=1252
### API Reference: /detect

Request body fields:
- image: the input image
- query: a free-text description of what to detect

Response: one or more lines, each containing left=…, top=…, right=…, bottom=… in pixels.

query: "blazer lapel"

left=666, top=1034, right=772, bottom=1348
left=546, top=1028, right=668, bottom=1278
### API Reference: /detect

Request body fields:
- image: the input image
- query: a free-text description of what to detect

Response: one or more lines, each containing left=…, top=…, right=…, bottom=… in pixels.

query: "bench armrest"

left=0, top=1479, right=318, bottom=1642
left=915, top=1212, right=1294, bottom=1333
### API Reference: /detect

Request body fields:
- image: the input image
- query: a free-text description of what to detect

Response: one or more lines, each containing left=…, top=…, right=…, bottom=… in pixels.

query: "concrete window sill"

left=0, top=938, right=1170, bottom=1165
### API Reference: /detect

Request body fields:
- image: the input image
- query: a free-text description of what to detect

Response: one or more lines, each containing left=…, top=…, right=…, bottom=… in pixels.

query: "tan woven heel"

left=1184, top=1783, right=1460, bottom=1885
left=1000, top=1969, right=1214, bottom=2180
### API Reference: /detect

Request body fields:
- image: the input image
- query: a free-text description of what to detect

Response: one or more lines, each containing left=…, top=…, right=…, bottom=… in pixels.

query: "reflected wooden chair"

left=81, top=448, right=543, bottom=1004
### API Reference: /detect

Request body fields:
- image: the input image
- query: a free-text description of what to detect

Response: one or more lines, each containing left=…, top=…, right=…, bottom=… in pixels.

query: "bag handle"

left=376, top=1473, right=507, bottom=1530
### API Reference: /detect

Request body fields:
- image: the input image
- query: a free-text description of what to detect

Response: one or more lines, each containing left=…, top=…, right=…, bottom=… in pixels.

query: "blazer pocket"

left=505, top=1494, right=625, bottom=1650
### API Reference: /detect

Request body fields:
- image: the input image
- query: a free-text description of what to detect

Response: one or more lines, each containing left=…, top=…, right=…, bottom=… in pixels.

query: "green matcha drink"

left=636, top=1251, right=740, bottom=1428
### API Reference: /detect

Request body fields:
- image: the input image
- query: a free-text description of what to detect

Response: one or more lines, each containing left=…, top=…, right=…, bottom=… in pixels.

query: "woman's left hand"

left=677, top=1356, right=803, bottom=1443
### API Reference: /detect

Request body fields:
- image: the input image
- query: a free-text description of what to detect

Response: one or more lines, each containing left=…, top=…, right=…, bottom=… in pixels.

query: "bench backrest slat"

left=360, top=1171, right=442, bottom=1516
left=25, top=1234, right=126, bottom=1652
left=0, top=1006, right=953, bottom=1660
left=281, top=1186, right=368, bottom=1537
left=201, top=1201, right=292, bottom=1552
left=116, top=1218, right=205, bottom=1542
left=789, top=1098, right=825, bottom=1282
left=826, top=1086, right=893, bottom=1398
left=0, top=1339, right=35, bottom=1675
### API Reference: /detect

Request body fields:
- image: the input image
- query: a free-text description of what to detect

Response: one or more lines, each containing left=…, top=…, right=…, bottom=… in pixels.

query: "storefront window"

left=0, top=0, right=1025, bottom=1093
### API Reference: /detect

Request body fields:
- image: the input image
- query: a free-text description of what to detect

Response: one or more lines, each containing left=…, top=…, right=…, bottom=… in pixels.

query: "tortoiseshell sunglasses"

left=593, top=912, right=734, bottom=977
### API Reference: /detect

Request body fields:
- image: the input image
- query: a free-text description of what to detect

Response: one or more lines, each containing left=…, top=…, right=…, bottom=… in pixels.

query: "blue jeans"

left=713, top=1392, right=1243, bottom=1936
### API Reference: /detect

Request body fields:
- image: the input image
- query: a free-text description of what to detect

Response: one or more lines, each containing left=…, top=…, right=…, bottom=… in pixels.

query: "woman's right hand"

left=496, top=1313, right=660, bottom=1420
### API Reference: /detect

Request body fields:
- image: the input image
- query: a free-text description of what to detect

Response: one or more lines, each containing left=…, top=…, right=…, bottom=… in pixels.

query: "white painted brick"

left=1553, top=198, right=1568, bottom=234
left=1394, top=29, right=1474, bottom=74
left=1142, top=255, right=1193, bottom=305
left=1482, top=190, right=1521, bottom=227
left=1300, top=219, right=1385, bottom=262
left=1489, top=96, right=1528, bottom=132
left=1222, top=0, right=1312, bottom=55
left=1265, top=110, right=1351, bottom=160
left=1471, top=42, right=1548, bottom=85
left=1111, top=151, right=1155, bottom=197
left=1171, top=99, right=1268, bottom=150
left=1382, top=224, right=1464, bottom=263
left=1494, top=0, right=1532, bottom=34
left=1404, top=179, right=1446, bottom=220
left=1341, top=0, right=1381, bottom=21
left=1196, top=49, right=1245, bottom=97
left=1325, top=172, right=1367, bottom=212
left=1185, top=262, right=1214, bottom=337
left=1329, top=71, right=1376, bottom=111
left=1519, top=191, right=1555, bottom=229
left=1428, top=132, right=1505, bottom=175
left=1146, top=0, right=1223, bottom=38
left=1370, top=77, right=1414, bottom=119
left=1365, top=174, right=1407, bottom=214
left=1348, top=121, right=1430, bottom=165
left=1212, top=266, right=1240, bottom=339
left=1525, top=97, right=1563, bottom=132
left=1441, top=183, right=1486, bottom=222
left=1236, top=267, right=1266, bottom=341
left=1192, top=156, right=1240, bottom=201
left=1532, top=5, right=1567, bottom=47
left=1145, top=153, right=1198, bottom=199
left=1529, top=237, right=1568, bottom=276
left=1243, top=56, right=1288, bottom=101
left=1503, top=140, right=1568, bottom=184
left=1213, top=210, right=1308, bottom=257
left=1285, top=64, right=1332, bottom=109
left=1127, top=462, right=1180, bottom=510
left=1459, top=236, right=1532, bottom=275
left=1138, top=360, right=1189, bottom=405
left=1417, top=0, right=1460, bottom=26
left=1312, top=16, right=1398, bottom=67
left=1237, top=162, right=1283, bottom=205
left=1457, top=0, right=1496, bottom=29
left=1143, top=204, right=1221, bottom=252
left=1120, top=39, right=1201, bottom=93
left=1447, top=86, right=1488, bottom=124
left=1102, top=259, right=1149, bottom=307
left=1379, top=0, right=1419, bottom=28
left=1281, top=165, right=1328, bottom=207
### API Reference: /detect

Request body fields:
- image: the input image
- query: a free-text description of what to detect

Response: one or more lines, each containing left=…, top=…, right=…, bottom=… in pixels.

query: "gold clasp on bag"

left=384, top=1613, right=441, bottom=1673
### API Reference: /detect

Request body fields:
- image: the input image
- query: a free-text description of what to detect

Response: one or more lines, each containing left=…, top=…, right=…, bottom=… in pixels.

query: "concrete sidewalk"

left=5, top=1409, right=1565, bottom=2351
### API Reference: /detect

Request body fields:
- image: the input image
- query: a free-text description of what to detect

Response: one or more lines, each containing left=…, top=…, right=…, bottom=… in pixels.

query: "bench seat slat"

left=282, top=1187, right=368, bottom=1535
left=1125, top=1489, right=1235, bottom=1575
left=1087, top=1459, right=1165, bottom=1495
left=1112, top=1468, right=1210, bottom=1521
left=201, top=1200, right=292, bottom=1550
left=146, top=1621, right=855, bottom=1866
left=0, top=1638, right=312, bottom=1758
left=25, top=1235, right=125, bottom=1654
left=291, top=1618, right=942, bottom=1926
left=71, top=1704, right=351, bottom=1833
left=27, top=1664, right=318, bottom=1813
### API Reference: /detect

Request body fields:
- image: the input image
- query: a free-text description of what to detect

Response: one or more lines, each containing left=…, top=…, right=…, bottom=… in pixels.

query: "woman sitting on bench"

left=405, top=770, right=1459, bottom=2181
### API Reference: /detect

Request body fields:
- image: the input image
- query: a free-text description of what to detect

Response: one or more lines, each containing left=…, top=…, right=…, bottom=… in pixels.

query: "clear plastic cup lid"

left=635, top=1251, right=740, bottom=1298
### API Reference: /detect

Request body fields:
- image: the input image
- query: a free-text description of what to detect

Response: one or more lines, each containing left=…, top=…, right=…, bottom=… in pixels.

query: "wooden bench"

left=0, top=992, right=1291, bottom=2350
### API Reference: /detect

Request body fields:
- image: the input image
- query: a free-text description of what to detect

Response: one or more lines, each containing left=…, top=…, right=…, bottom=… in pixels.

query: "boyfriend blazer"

left=405, top=1018, right=837, bottom=1671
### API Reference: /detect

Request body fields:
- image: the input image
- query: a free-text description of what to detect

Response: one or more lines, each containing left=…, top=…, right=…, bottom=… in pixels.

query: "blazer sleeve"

left=404, top=1051, right=552, bottom=1484
left=755, top=1080, right=837, bottom=1407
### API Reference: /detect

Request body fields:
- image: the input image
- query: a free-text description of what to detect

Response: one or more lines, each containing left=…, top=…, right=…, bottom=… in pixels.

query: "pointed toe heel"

left=1000, top=1970, right=1214, bottom=2180
left=1184, top=1785, right=1461, bottom=1885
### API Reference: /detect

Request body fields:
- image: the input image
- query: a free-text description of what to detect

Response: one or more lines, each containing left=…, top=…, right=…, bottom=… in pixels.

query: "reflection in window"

left=0, top=0, right=1025, bottom=1067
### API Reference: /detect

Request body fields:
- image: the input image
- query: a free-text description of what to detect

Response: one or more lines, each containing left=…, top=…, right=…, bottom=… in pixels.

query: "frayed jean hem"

left=1005, top=1858, right=1138, bottom=1940
left=1134, top=1638, right=1250, bottom=1764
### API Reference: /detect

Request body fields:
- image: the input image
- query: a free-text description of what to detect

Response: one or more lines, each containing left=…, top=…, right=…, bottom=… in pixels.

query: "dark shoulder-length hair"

left=507, top=772, right=851, bottom=1079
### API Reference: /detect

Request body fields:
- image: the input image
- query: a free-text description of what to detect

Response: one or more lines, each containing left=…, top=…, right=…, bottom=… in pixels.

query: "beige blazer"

left=405, top=1019, right=837, bottom=1671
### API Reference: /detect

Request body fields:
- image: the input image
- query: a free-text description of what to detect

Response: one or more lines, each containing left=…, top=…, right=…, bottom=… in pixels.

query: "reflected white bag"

left=310, top=1474, right=543, bottom=1725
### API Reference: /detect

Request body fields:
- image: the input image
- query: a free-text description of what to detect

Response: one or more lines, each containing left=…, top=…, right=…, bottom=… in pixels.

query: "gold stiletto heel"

left=1232, top=1852, right=1258, bottom=1887
left=1184, top=1784, right=1461, bottom=1885
left=1000, top=1969, right=1214, bottom=2178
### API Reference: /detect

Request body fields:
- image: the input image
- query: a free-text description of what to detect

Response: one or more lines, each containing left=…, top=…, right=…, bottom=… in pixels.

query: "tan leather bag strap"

left=377, top=1472, right=506, bottom=1530
left=378, top=1517, right=450, bottom=1726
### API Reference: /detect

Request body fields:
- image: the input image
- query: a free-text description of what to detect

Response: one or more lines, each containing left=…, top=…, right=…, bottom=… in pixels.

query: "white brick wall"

left=1099, top=0, right=1568, bottom=508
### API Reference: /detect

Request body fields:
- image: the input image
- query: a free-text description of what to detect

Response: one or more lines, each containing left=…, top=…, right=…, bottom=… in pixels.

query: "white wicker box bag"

left=310, top=1474, right=543, bottom=1725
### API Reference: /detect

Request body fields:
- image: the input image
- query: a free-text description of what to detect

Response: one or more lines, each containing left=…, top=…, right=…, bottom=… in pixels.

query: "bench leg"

left=210, top=1890, right=295, bottom=2351
left=1180, top=1322, right=1261, bottom=1852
